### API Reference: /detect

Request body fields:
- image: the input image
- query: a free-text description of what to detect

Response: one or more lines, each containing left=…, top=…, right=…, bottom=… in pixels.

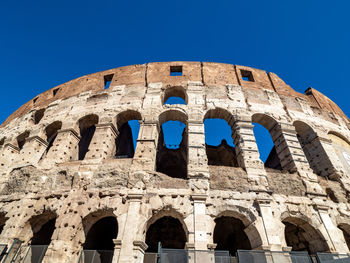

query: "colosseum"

left=0, top=62, right=349, bottom=263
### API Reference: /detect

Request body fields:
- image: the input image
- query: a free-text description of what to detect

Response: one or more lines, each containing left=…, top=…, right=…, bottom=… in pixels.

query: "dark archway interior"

left=116, top=122, right=135, bottom=158
left=284, top=221, right=311, bottom=254
left=156, top=128, right=187, bottom=179
left=214, top=216, right=251, bottom=256
left=31, top=218, right=56, bottom=245
left=17, top=131, right=30, bottom=150
left=145, top=216, right=186, bottom=252
left=339, top=225, right=350, bottom=250
left=34, top=109, right=45, bottom=124
left=79, top=126, right=96, bottom=160
left=83, top=216, right=118, bottom=250
left=45, top=121, right=62, bottom=154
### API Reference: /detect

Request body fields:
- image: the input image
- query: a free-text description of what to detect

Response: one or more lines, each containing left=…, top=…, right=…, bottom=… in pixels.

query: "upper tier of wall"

left=1, top=62, right=347, bottom=128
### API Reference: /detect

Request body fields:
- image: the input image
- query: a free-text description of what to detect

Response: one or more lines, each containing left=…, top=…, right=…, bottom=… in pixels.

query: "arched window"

left=214, top=216, right=251, bottom=256
left=23, top=212, right=57, bottom=263
left=78, top=114, right=99, bottom=160
left=145, top=216, right=187, bottom=252
left=16, top=131, right=30, bottom=150
left=156, top=110, right=188, bottom=179
left=44, top=121, right=62, bottom=154
left=163, top=87, right=187, bottom=105
left=252, top=114, right=282, bottom=170
left=115, top=110, right=141, bottom=158
left=204, top=108, right=237, bottom=167
left=283, top=217, right=328, bottom=254
left=34, top=109, right=45, bottom=124
left=81, top=214, right=118, bottom=263
left=328, top=131, right=350, bottom=176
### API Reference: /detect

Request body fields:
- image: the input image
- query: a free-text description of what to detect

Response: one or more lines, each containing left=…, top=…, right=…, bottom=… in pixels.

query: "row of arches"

left=2, top=208, right=349, bottom=262
left=9, top=106, right=350, bottom=179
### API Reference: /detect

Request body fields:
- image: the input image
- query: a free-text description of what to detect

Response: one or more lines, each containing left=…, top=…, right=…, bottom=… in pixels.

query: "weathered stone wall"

left=0, top=62, right=349, bottom=262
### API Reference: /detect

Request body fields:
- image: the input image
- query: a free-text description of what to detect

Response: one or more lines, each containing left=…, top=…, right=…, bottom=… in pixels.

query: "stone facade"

left=0, top=62, right=349, bottom=262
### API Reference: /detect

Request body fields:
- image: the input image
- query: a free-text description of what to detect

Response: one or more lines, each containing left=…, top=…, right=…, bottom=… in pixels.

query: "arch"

left=328, top=131, right=350, bottom=146
left=204, top=108, right=237, bottom=167
left=115, top=110, right=142, bottom=158
left=282, top=215, right=329, bottom=254
left=34, top=108, right=45, bottom=124
left=156, top=110, right=188, bottom=179
left=158, top=109, right=188, bottom=126
left=16, top=131, right=30, bottom=150
left=29, top=211, right=57, bottom=245
left=294, top=120, right=329, bottom=176
left=214, top=216, right=251, bottom=255
left=252, top=113, right=282, bottom=169
left=213, top=207, right=263, bottom=251
left=78, top=114, right=99, bottom=160
left=338, top=223, right=350, bottom=250
left=328, top=131, right=350, bottom=175
left=44, top=121, right=62, bottom=154
left=144, top=208, right=188, bottom=252
left=163, top=86, right=188, bottom=105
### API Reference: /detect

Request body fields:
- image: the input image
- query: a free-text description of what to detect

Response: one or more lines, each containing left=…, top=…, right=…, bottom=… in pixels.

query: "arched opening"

left=82, top=216, right=118, bottom=263
left=163, top=86, right=187, bottom=105
left=283, top=217, right=329, bottom=254
left=338, top=224, right=350, bottom=250
left=34, top=109, right=45, bottom=124
left=78, top=114, right=99, bottom=160
left=252, top=114, right=282, bottom=170
left=145, top=216, right=187, bottom=252
left=115, top=110, right=141, bottom=158
left=156, top=110, right=188, bottom=179
left=44, top=121, right=62, bottom=154
left=25, top=212, right=57, bottom=263
left=16, top=131, right=30, bottom=150
left=0, top=213, right=8, bottom=236
left=204, top=109, right=237, bottom=167
left=294, top=121, right=325, bottom=175
left=214, top=216, right=251, bottom=256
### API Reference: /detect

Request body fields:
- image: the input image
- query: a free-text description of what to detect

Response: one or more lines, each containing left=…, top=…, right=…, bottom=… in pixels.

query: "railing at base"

left=78, top=250, right=114, bottom=263
left=316, top=253, right=350, bottom=263
left=2, top=239, right=22, bottom=263
left=22, top=245, right=48, bottom=263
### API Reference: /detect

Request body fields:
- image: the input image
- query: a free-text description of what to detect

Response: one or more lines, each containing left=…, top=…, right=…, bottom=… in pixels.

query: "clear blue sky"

left=1, top=0, right=349, bottom=162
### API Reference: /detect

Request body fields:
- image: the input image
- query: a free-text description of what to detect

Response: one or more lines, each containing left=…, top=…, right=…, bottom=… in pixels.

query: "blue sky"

left=1, top=0, right=349, bottom=161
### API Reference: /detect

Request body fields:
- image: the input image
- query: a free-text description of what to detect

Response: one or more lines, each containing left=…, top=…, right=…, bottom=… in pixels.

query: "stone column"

left=270, top=123, right=324, bottom=195
left=187, top=121, right=210, bottom=193
left=114, top=193, right=143, bottom=263
left=41, top=128, right=80, bottom=166
left=233, top=118, right=268, bottom=191
left=191, top=194, right=209, bottom=250
left=16, top=136, right=48, bottom=167
left=256, top=198, right=283, bottom=251
left=316, top=204, right=349, bottom=254
left=131, top=121, right=158, bottom=172
left=84, top=123, right=118, bottom=160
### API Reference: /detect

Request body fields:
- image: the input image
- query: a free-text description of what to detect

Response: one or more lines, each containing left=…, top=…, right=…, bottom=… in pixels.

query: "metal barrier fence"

left=316, top=253, right=350, bottom=263
left=22, top=245, right=48, bottom=263
left=237, top=250, right=313, bottom=263
left=78, top=250, right=114, bottom=263
left=150, top=248, right=319, bottom=263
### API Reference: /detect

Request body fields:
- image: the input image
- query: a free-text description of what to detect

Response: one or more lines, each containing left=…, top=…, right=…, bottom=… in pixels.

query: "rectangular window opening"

left=170, top=66, right=183, bottom=76
left=104, top=74, right=114, bottom=89
left=240, top=70, right=254, bottom=82
left=53, top=88, right=59, bottom=96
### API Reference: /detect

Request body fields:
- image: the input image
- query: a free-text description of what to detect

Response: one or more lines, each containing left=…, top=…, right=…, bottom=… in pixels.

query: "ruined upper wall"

left=1, top=62, right=348, bottom=128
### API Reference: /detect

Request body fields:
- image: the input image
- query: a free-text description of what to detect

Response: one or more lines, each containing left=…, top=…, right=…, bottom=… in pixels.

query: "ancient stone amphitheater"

left=0, top=62, right=349, bottom=263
